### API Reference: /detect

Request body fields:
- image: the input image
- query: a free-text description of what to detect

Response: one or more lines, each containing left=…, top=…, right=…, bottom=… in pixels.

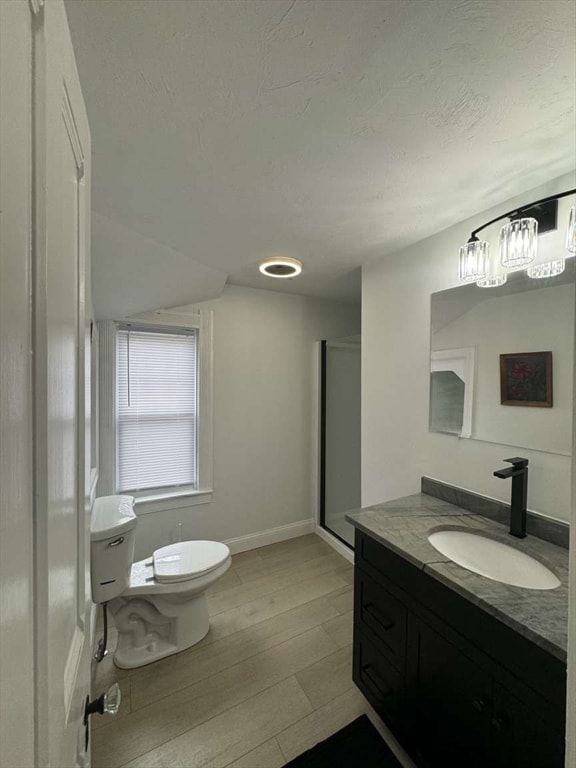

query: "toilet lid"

left=153, top=541, right=230, bottom=583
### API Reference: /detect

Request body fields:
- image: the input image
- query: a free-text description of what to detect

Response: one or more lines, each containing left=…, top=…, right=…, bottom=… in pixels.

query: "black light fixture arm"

left=467, top=188, right=576, bottom=241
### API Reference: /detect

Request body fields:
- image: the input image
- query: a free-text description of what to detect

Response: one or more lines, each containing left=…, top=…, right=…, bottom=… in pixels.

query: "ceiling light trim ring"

left=259, top=257, right=303, bottom=279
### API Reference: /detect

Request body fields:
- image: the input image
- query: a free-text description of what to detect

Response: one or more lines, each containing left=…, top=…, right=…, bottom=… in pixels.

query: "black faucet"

left=493, top=457, right=529, bottom=538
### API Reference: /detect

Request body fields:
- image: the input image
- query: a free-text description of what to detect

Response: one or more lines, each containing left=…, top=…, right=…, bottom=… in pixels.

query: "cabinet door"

left=491, top=683, right=564, bottom=768
left=406, top=615, right=495, bottom=768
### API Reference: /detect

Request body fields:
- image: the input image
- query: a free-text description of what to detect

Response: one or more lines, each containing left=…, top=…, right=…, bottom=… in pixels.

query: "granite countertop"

left=345, top=493, right=569, bottom=662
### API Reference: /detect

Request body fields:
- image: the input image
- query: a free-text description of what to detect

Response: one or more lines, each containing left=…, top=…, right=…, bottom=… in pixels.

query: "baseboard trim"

left=223, top=519, right=315, bottom=554
left=315, top=525, right=354, bottom=564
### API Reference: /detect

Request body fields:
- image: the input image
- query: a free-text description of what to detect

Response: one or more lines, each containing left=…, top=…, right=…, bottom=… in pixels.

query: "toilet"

left=90, top=495, right=231, bottom=669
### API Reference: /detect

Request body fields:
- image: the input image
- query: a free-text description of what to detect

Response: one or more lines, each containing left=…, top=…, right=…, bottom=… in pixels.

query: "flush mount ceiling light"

left=458, top=188, right=576, bottom=287
left=258, top=256, right=303, bottom=278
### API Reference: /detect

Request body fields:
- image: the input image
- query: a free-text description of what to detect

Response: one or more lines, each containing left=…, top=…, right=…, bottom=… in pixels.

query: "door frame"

left=0, top=1, right=36, bottom=765
left=318, top=339, right=361, bottom=551
left=567, top=280, right=576, bottom=766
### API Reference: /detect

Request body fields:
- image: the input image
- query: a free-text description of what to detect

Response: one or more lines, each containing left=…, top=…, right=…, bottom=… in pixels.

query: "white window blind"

left=116, top=326, right=198, bottom=493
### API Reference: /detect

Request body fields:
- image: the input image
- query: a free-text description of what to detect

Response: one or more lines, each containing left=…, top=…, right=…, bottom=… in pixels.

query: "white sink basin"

left=428, top=530, right=561, bottom=590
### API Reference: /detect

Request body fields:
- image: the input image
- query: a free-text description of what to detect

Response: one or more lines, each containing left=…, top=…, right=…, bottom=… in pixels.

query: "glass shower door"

left=320, top=337, right=361, bottom=548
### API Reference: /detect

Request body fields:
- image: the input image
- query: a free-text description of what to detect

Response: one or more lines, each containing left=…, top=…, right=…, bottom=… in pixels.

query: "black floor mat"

left=283, top=714, right=404, bottom=767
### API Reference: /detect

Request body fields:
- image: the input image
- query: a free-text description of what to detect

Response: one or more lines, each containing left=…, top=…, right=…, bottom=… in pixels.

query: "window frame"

left=98, top=309, right=213, bottom=513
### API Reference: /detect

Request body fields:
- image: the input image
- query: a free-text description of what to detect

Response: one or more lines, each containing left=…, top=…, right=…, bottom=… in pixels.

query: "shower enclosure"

left=319, top=336, right=361, bottom=548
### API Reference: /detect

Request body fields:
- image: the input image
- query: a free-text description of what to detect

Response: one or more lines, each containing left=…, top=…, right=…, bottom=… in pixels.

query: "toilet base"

left=111, top=592, right=211, bottom=669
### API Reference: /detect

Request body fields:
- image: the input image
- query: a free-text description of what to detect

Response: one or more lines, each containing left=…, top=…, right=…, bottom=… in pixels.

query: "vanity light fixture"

left=457, top=188, right=576, bottom=286
left=258, top=256, right=303, bottom=278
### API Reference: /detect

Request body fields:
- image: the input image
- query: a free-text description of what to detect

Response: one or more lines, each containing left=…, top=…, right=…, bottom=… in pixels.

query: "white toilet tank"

left=90, top=495, right=137, bottom=604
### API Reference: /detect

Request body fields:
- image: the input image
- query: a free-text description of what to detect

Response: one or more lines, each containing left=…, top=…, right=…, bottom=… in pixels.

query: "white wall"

left=362, top=172, right=575, bottom=522
left=133, top=285, right=360, bottom=559
left=433, top=283, right=574, bottom=455
left=92, top=211, right=226, bottom=320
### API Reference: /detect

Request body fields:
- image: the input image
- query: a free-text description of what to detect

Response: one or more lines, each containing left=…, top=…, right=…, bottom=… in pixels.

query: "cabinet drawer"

left=355, top=569, right=407, bottom=671
left=356, top=530, right=414, bottom=590
left=354, top=631, right=404, bottom=725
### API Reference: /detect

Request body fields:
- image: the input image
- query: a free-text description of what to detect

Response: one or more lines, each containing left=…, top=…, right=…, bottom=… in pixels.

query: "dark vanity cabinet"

left=353, top=530, right=566, bottom=768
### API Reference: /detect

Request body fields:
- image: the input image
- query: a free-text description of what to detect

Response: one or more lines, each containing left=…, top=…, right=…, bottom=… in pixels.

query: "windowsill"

left=133, top=488, right=213, bottom=515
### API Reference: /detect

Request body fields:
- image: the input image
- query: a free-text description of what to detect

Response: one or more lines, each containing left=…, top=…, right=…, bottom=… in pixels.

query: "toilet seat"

left=153, top=540, right=230, bottom=583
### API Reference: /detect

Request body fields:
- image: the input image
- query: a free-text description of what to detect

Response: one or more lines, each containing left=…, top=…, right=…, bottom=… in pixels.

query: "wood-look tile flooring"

left=91, top=534, right=414, bottom=768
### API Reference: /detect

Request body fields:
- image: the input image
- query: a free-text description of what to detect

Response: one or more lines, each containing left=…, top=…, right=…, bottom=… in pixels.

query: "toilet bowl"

left=90, top=495, right=231, bottom=669
left=108, top=540, right=231, bottom=668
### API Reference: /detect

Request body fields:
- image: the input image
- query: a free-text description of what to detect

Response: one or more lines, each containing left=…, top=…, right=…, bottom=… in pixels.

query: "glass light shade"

left=567, top=205, right=576, bottom=255
left=477, top=274, right=507, bottom=288
left=499, top=217, right=538, bottom=267
left=527, top=259, right=565, bottom=279
left=476, top=240, right=507, bottom=288
left=459, top=239, right=489, bottom=282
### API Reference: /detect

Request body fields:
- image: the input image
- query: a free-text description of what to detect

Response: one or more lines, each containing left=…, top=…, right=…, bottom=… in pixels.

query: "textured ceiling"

left=65, top=0, right=576, bottom=317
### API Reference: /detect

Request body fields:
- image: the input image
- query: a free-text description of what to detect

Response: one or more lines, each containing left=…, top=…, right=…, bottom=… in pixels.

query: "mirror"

left=429, top=261, right=574, bottom=455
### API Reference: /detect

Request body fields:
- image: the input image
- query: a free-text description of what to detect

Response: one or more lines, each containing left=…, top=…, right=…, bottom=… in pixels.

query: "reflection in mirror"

left=430, top=347, right=475, bottom=437
left=430, top=261, right=574, bottom=455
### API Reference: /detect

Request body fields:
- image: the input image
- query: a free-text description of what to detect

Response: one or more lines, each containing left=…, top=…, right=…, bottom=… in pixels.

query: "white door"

left=0, top=2, right=93, bottom=766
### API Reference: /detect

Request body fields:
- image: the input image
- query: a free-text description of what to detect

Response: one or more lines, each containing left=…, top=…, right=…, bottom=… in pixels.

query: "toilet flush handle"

left=83, top=683, right=121, bottom=750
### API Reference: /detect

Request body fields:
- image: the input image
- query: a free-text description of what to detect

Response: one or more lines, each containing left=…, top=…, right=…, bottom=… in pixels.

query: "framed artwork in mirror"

left=500, top=351, right=552, bottom=407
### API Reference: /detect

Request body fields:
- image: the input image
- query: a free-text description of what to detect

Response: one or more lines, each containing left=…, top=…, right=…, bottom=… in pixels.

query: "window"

left=116, top=326, right=198, bottom=493
left=98, top=311, right=213, bottom=510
